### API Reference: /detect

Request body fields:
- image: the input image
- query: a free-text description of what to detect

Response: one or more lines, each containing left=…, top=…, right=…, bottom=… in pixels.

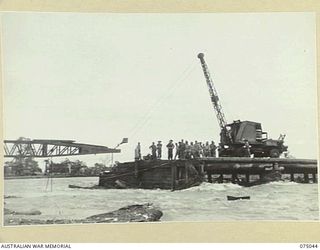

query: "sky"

left=1, top=12, right=317, bottom=168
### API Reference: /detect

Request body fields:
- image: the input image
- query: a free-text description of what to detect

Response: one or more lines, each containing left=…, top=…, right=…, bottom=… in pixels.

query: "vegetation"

left=4, top=137, right=113, bottom=177
left=4, top=157, right=42, bottom=176
left=44, top=159, right=112, bottom=176
left=4, top=137, right=42, bottom=176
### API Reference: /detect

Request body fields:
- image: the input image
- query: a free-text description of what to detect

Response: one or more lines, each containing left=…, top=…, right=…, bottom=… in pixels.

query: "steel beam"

left=3, top=139, right=120, bottom=158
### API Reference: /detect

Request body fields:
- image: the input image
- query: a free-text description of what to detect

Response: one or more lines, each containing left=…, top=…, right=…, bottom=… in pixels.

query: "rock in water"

left=227, top=195, right=250, bottom=201
left=84, top=203, right=163, bottom=223
left=4, top=203, right=163, bottom=225
left=4, top=208, right=41, bottom=215
left=68, top=184, right=101, bottom=189
left=4, top=195, right=20, bottom=199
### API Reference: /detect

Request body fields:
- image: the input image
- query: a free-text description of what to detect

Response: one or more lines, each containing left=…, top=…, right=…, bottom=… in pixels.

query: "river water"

left=3, top=177, right=319, bottom=224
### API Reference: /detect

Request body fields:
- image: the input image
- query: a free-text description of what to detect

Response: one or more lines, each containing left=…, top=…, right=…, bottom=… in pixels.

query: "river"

left=3, top=177, right=319, bottom=224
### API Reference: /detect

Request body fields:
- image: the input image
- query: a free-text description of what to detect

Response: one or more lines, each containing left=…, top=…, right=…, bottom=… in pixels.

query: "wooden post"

left=246, top=173, right=250, bottom=183
left=201, top=164, right=205, bottom=175
left=312, top=173, right=317, bottom=183
left=171, top=164, right=177, bottom=191
left=207, top=171, right=212, bottom=183
left=185, top=163, right=189, bottom=184
left=290, top=173, right=294, bottom=182
left=232, top=173, right=237, bottom=183
left=134, top=161, right=139, bottom=178
left=246, top=173, right=250, bottom=182
left=304, top=173, right=309, bottom=183
left=218, top=174, right=224, bottom=183
left=176, top=166, right=180, bottom=180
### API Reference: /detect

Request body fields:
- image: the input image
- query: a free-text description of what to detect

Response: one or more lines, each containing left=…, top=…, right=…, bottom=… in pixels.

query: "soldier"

left=149, top=142, right=157, bottom=160
left=174, top=142, right=180, bottom=160
left=194, top=141, right=201, bottom=158
left=203, top=141, right=210, bottom=157
left=200, top=142, right=205, bottom=157
left=185, top=141, right=191, bottom=159
left=188, top=142, right=196, bottom=159
left=243, top=139, right=251, bottom=157
left=135, top=142, right=141, bottom=161
left=166, top=140, right=175, bottom=160
left=156, top=141, right=162, bottom=159
left=180, top=140, right=186, bottom=159
left=209, top=141, right=217, bottom=157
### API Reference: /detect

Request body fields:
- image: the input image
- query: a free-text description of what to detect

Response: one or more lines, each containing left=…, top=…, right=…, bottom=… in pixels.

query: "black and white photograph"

left=2, top=12, right=318, bottom=226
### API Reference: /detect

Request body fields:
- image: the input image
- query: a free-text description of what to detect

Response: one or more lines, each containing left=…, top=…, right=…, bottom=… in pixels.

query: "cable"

left=129, top=63, right=197, bottom=138
left=127, top=62, right=196, bottom=138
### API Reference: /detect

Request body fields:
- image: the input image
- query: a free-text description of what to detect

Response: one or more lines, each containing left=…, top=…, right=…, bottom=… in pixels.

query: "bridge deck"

left=99, top=158, right=318, bottom=190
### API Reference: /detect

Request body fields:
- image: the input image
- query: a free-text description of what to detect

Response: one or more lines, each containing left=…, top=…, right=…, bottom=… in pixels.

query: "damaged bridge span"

left=99, top=157, right=318, bottom=190
left=4, top=139, right=120, bottom=158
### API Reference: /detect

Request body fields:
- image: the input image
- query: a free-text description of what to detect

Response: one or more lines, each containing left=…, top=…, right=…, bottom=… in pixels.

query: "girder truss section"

left=4, top=139, right=120, bottom=158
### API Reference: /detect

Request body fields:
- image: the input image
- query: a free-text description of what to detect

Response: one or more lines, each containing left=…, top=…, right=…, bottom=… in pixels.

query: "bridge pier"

left=207, top=171, right=212, bottom=183
left=304, top=173, right=310, bottom=183
left=245, top=173, right=250, bottom=183
left=312, top=173, right=317, bottom=183
left=290, top=173, right=294, bottom=182
left=185, top=164, right=189, bottom=183
left=171, top=164, right=177, bottom=191
left=232, top=173, right=237, bottom=183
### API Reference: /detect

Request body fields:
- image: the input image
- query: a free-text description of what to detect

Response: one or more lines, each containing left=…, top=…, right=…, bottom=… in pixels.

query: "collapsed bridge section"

left=99, top=157, right=318, bottom=191
left=4, top=139, right=120, bottom=158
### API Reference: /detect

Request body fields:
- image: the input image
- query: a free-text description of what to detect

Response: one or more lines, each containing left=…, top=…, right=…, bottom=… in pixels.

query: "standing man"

left=135, top=142, right=141, bottom=161
left=243, top=139, right=251, bottom=157
left=189, top=141, right=195, bottom=159
left=174, top=142, right=180, bottom=160
left=180, top=139, right=186, bottom=159
left=194, top=141, right=201, bottom=158
left=166, top=140, right=175, bottom=160
left=209, top=141, right=217, bottom=157
left=185, top=141, right=191, bottom=159
left=204, top=141, right=210, bottom=157
left=149, top=142, right=157, bottom=160
left=156, top=141, right=162, bottom=159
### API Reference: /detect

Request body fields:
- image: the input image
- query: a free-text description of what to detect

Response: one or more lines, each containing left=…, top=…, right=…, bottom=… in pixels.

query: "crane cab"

left=219, top=120, right=288, bottom=158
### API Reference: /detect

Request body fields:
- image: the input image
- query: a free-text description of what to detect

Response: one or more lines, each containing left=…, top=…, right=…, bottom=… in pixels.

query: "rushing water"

left=3, top=177, right=319, bottom=224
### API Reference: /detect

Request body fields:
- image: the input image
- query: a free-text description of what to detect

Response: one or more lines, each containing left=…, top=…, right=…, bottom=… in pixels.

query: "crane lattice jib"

left=197, top=53, right=228, bottom=130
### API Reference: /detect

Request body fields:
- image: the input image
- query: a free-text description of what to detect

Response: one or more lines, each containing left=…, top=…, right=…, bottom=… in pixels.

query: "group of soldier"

left=135, top=140, right=218, bottom=161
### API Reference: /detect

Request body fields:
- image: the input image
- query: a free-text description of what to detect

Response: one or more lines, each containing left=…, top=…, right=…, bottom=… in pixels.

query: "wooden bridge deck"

left=99, top=157, right=318, bottom=190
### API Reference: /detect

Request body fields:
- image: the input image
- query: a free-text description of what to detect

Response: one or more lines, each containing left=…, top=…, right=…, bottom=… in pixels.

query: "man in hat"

left=209, top=141, right=217, bottom=157
left=166, top=140, right=175, bottom=160
left=156, top=141, right=162, bottom=159
left=149, top=142, right=157, bottom=160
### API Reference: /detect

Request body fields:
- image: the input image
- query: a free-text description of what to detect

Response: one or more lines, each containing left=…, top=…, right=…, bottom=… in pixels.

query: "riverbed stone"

left=4, top=203, right=163, bottom=225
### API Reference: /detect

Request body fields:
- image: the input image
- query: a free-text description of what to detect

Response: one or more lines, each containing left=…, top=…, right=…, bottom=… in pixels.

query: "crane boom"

left=197, top=53, right=232, bottom=143
left=197, top=53, right=288, bottom=157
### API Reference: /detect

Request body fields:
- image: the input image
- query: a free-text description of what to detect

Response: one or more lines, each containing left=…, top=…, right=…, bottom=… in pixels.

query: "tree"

left=5, top=156, right=41, bottom=176
left=4, top=137, right=42, bottom=176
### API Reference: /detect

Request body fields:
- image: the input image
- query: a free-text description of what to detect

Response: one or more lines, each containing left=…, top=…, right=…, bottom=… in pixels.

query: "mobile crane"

left=197, top=53, right=288, bottom=158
